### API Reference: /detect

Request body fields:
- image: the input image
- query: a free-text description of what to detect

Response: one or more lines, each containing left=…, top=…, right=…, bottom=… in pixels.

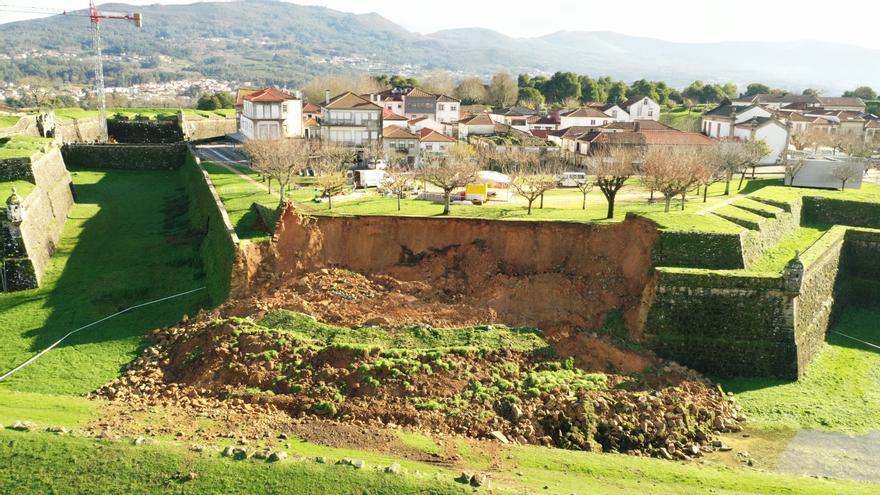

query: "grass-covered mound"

left=96, top=309, right=743, bottom=459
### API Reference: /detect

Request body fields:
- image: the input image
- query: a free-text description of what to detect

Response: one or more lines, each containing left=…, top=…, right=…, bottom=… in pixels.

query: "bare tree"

left=383, top=163, right=416, bottom=211
left=301, top=74, right=384, bottom=104
left=587, top=146, right=641, bottom=219
left=312, top=142, right=354, bottom=210
left=455, top=77, right=488, bottom=105
left=783, top=155, right=807, bottom=186
left=789, top=126, right=823, bottom=151
left=498, top=150, right=555, bottom=215
left=718, top=139, right=769, bottom=192
left=574, top=174, right=594, bottom=210
left=643, top=147, right=703, bottom=213
left=421, top=71, right=455, bottom=96
left=831, top=163, right=861, bottom=190
left=244, top=138, right=310, bottom=208
left=695, top=146, right=724, bottom=202
left=418, top=157, right=479, bottom=215
left=487, top=71, right=518, bottom=108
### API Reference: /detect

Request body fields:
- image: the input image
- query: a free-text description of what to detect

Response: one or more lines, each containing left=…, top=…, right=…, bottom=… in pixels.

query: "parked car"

left=557, top=172, right=587, bottom=187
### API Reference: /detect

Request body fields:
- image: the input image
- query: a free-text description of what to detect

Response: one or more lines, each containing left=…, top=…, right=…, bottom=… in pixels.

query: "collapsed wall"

left=1, top=147, right=74, bottom=291
left=256, top=208, right=660, bottom=335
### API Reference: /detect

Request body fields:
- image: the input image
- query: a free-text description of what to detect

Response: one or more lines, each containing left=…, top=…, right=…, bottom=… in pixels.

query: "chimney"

left=325, top=89, right=330, bottom=105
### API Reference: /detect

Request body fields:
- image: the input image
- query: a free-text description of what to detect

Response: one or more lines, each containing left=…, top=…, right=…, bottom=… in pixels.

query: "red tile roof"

left=383, top=109, right=408, bottom=120
left=303, top=117, right=320, bottom=128
left=325, top=92, right=382, bottom=110
left=383, top=126, right=419, bottom=139
left=458, top=114, right=495, bottom=126
left=419, top=128, right=456, bottom=142
left=243, top=87, right=297, bottom=103
left=303, top=103, right=321, bottom=113
left=235, top=87, right=260, bottom=107
left=563, top=107, right=611, bottom=119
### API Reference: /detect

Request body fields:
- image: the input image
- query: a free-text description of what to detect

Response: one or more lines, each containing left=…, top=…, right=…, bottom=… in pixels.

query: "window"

left=438, top=103, right=445, bottom=111
left=451, top=105, right=457, bottom=111
left=591, top=120, right=596, bottom=125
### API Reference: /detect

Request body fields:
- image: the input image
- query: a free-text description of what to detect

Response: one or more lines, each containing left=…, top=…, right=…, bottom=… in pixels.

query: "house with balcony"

left=321, top=92, right=383, bottom=148
left=383, top=125, right=420, bottom=165
left=419, top=128, right=456, bottom=155
left=238, top=88, right=303, bottom=140
left=366, top=87, right=461, bottom=124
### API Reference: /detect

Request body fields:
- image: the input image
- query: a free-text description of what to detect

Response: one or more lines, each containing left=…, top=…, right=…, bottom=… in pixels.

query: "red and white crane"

left=0, top=2, right=142, bottom=142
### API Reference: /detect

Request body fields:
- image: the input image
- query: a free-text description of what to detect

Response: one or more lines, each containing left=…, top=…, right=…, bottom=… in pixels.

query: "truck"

left=346, top=169, right=386, bottom=189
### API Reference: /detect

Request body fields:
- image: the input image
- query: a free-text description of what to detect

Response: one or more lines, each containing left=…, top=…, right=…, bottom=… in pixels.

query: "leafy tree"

left=744, top=83, right=771, bottom=97
left=630, top=79, right=659, bottom=102
left=517, top=86, right=545, bottom=109
left=389, top=75, right=419, bottom=88
left=843, top=86, right=877, bottom=100
left=196, top=93, right=221, bottom=110
left=578, top=76, right=606, bottom=103
left=721, top=83, right=738, bottom=99
left=682, top=81, right=706, bottom=102
left=543, top=71, right=581, bottom=103
left=802, top=88, right=820, bottom=96
left=606, top=81, right=628, bottom=105
left=700, top=84, right=727, bottom=104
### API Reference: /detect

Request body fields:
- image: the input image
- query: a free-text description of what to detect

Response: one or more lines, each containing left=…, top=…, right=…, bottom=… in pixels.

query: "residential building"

left=419, top=128, right=457, bottom=155
left=321, top=91, right=383, bottom=147
left=865, top=119, right=880, bottom=143
left=816, top=97, right=866, bottom=113
left=701, top=103, right=773, bottom=138
left=435, top=95, right=461, bottom=124
left=382, top=109, right=408, bottom=128
left=576, top=127, right=715, bottom=156
left=366, top=87, right=460, bottom=123
left=531, top=115, right=560, bottom=131
left=382, top=125, right=420, bottom=165
left=559, top=107, right=615, bottom=129
left=621, top=95, right=661, bottom=121
left=731, top=117, right=789, bottom=164
left=407, top=116, right=445, bottom=134
left=302, top=102, right=321, bottom=120
left=239, top=88, right=303, bottom=140
left=733, top=94, right=822, bottom=110
left=457, top=113, right=497, bottom=139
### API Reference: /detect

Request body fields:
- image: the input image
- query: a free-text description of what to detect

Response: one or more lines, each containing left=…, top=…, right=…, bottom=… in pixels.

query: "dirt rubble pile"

left=94, top=304, right=744, bottom=460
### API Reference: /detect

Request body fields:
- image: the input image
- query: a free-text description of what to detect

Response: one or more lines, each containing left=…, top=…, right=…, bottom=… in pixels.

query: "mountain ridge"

left=0, top=0, right=876, bottom=93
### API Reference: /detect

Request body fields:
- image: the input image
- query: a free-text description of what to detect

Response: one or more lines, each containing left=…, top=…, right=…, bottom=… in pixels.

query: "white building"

left=621, top=95, right=660, bottom=121
left=559, top=107, right=615, bottom=130
left=701, top=104, right=773, bottom=138
left=457, top=113, right=497, bottom=139
left=702, top=103, right=787, bottom=165
left=239, top=88, right=303, bottom=140
left=435, top=95, right=461, bottom=124
left=321, top=91, right=383, bottom=147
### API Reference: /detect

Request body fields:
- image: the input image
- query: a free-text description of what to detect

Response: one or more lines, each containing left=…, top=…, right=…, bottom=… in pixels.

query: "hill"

left=0, top=0, right=878, bottom=92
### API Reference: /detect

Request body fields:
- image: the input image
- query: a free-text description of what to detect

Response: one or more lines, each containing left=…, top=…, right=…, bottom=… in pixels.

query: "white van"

left=558, top=172, right=587, bottom=188
left=346, top=169, right=387, bottom=188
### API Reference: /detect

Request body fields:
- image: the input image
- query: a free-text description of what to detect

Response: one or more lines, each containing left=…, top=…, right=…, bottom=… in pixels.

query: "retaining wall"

left=1, top=147, right=73, bottom=291
left=62, top=143, right=188, bottom=170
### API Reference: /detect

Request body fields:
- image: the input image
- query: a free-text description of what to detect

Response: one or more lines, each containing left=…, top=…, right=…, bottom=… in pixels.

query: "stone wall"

left=740, top=198, right=802, bottom=267
left=647, top=224, right=853, bottom=380
left=840, top=228, right=880, bottom=308
left=652, top=230, right=745, bottom=269
left=62, top=143, right=188, bottom=170
left=107, top=119, right=183, bottom=144
left=55, top=117, right=105, bottom=144
left=180, top=114, right=236, bottom=142
left=180, top=148, right=238, bottom=306
left=1, top=147, right=73, bottom=291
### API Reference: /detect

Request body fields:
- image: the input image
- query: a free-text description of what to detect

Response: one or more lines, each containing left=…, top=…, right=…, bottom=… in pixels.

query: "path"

left=195, top=144, right=279, bottom=198
left=695, top=188, right=748, bottom=216
left=778, top=430, right=880, bottom=483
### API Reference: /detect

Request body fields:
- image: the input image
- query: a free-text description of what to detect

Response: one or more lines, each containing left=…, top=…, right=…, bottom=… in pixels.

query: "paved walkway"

left=195, top=145, right=278, bottom=198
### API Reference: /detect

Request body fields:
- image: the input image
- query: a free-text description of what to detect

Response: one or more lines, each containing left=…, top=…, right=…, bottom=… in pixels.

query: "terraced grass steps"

left=712, top=206, right=766, bottom=230
left=731, top=198, right=785, bottom=219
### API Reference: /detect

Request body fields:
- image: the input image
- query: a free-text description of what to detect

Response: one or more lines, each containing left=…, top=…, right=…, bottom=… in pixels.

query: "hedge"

left=652, top=230, right=745, bottom=269
left=61, top=143, right=188, bottom=170
left=107, top=119, right=184, bottom=144
left=180, top=150, right=237, bottom=306
left=802, top=196, right=880, bottom=229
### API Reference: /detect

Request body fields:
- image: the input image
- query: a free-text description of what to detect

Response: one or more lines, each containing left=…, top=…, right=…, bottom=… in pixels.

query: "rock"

left=11, top=421, right=36, bottom=431
left=488, top=431, right=509, bottom=444
left=510, top=404, right=524, bottom=422
left=456, top=472, right=472, bottom=484
left=134, top=437, right=147, bottom=446
left=385, top=463, right=401, bottom=475
left=222, top=446, right=236, bottom=457
left=470, top=473, right=489, bottom=488
left=659, top=448, right=673, bottom=460
left=315, top=456, right=328, bottom=464
left=253, top=450, right=271, bottom=460
left=45, top=426, right=68, bottom=434
left=268, top=451, right=288, bottom=462
left=351, top=459, right=366, bottom=469
left=278, top=433, right=288, bottom=440
left=719, top=445, right=732, bottom=452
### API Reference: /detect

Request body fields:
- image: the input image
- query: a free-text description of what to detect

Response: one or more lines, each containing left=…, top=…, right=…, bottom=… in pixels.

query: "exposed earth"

left=91, top=262, right=744, bottom=462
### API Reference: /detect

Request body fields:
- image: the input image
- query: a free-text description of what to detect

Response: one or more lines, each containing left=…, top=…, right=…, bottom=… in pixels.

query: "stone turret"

left=782, top=250, right=805, bottom=294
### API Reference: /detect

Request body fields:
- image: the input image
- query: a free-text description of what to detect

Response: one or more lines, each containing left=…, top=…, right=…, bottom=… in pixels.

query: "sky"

left=3, top=0, right=880, bottom=49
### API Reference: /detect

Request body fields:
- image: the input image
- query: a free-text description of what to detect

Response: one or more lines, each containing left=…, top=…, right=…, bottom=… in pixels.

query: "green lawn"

left=719, top=309, right=880, bottom=431
left=0, top=180, right=35, bottom=202
left=0, top=115, right=21, bottom=129
left=51, top=107, right=234, bottom=122
left=747, top=224, right=832, bottom=273
left=753, top=183, right=880, bottom=204
left=202, top=162, right=291, bottom=239
left=0, top=135, right=53, bottom=160
left=660, top=107, right=705, bottom=132
left=0, top=168, right=210, bottom=396
left=1, top=428, right=875, bottom=495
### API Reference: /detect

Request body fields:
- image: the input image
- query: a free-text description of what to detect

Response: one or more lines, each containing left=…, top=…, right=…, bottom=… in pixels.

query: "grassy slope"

left=747, top=224, right=831, bottom=273
left=0, top=115, right=21, bottom=128
left=0, top=169, right=209, bottom=396
left=204, top=162, right=770, bottom=235
left=719, top=309, right=880, bottom=431
left=0, top=135, right=53, bottom=159
left=0, top=429, right=874, bottom=495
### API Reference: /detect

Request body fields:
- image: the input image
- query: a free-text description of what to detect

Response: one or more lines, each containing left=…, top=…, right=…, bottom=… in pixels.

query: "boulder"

left=11, top=421, right=36, bottom=431
left=488, top=431, right=509, bottom=444
left=268, top=451, right=288, bottom=462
